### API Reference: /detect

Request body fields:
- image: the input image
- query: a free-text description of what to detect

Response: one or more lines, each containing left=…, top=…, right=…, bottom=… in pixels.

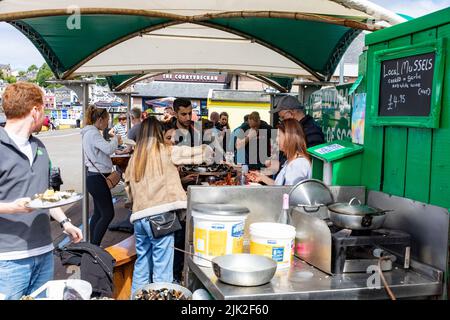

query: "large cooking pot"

left=328, top=198, right=392, bottom=230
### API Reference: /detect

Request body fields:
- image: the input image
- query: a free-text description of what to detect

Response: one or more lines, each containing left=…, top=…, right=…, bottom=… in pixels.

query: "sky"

left=0, top=0, right=449, bottom=71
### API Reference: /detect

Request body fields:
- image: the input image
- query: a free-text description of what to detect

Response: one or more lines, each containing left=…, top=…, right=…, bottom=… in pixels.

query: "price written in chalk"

left=387, top=94, right=406, bottom=111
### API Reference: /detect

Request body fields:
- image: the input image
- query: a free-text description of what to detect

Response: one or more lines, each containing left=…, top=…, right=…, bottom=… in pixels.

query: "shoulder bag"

left=85, top=154, right=122, bottom=189
left=146, top=211, right=182, bottom=238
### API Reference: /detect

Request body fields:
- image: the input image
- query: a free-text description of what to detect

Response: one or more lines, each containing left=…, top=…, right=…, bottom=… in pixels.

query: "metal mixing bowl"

left=212, top=254, right=277, bottom=287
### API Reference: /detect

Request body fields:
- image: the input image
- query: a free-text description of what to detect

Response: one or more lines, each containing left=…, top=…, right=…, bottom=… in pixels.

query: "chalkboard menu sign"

left=379, top=52, right=435, bottom=117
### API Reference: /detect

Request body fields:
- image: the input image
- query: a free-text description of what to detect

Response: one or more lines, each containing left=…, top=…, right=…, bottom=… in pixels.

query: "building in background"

left=0, top=64, right=12, bottom=78
left=132, top=72, right=231, bottom=116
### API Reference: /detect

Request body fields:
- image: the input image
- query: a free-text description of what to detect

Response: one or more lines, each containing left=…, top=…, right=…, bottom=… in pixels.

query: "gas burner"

left=291, top=209, right=412, bottom=275
left=331, top=228, right=411, bottom=274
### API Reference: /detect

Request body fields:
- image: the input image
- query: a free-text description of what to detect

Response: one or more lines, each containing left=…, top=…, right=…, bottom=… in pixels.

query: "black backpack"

left=55, top=242, right=116, bottom=298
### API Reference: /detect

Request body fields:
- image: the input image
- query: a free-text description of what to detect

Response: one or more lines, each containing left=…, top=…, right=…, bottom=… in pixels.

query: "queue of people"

left=0, top=82, right=324, bottom=299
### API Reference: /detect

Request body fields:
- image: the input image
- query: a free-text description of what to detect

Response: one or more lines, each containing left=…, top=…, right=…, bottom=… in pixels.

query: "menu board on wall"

left=379, top=52, right=435, bottom=117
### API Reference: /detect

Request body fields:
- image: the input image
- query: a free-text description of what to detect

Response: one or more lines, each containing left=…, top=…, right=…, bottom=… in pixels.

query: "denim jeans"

left=0, top=251, right=54, bottom=300
left=131, top=217, right=174, bottom=297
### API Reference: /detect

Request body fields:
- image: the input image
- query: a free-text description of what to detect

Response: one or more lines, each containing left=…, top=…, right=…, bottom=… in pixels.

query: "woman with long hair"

left=81, top=106, right=122, bottom=246
left=218, top=112, right=230, bottom=130
left=247, top=119, right=311, bottom=185
left=125, top=116, right=213, bottom=293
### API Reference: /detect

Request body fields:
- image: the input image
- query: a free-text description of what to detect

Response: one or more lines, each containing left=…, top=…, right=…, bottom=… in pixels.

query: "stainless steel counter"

left=188, top=257, right=443, bottom=300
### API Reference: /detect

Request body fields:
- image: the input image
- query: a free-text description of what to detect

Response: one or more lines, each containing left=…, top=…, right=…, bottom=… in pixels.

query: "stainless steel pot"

left=327, top=198, right=392, bottom=230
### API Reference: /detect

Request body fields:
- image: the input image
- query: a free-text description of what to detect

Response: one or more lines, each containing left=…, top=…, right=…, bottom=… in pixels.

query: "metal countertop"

left=188, top=257, right=442, bottom=300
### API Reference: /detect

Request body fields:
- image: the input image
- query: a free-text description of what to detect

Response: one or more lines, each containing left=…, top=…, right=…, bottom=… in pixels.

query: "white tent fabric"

left=0, top=0, right=405, bottom=81
left=73, top=24, right=311, bottom=78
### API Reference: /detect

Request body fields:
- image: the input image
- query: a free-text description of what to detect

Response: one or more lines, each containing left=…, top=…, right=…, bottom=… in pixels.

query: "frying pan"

left=173, top=247, right=277, bottom=286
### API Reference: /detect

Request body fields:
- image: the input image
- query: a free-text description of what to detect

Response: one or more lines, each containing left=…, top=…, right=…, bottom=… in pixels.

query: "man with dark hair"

left=173, top=98, right=193, bottom=130
left=171, top=98, right=201, bottom=147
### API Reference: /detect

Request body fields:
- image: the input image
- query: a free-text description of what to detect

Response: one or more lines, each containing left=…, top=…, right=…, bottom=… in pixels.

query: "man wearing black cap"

left=271, top=95, right=324, bottom=148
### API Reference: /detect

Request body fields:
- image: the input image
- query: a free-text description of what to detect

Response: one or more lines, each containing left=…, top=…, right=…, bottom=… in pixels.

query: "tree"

left=36, top=63, right=55, bottom=87
left=96, top=78, right=108, bottom=87
left=18, top=71, right=26, bottom=77
left=5, top=76, right=17, bottom=84
left=27, top=64, right=38, bottom=72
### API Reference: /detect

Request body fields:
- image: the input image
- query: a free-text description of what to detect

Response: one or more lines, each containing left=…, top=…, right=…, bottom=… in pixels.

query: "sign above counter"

left=379, top=52, right=435, bottom=117
left=371, top=40, right=445, bottom=128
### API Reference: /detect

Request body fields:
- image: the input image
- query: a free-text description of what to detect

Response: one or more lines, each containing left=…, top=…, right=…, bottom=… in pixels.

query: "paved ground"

left=35, top=128, right=83, bottom=192
left=34, top=129, right=132, bottom=279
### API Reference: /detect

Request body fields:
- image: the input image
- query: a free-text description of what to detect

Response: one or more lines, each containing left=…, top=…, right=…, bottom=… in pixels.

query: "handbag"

left=147, top=211, right=182, bottom=238
left=85, top=154, right=122, bottom=189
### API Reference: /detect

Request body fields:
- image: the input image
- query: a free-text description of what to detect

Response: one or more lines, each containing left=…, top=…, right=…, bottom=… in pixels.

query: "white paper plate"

left=26, top=193, right=83, bottom=209
left=122, top=138, right=136, bottom=146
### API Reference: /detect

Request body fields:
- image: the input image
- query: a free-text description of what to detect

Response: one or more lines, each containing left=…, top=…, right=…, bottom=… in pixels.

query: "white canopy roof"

left=0, top=0, right=405, bottom=82
left=73, top=24, right=311, bottom=78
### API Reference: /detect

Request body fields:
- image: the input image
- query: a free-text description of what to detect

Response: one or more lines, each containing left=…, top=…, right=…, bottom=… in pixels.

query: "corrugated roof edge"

left=366, top=6, right=450, bottom=46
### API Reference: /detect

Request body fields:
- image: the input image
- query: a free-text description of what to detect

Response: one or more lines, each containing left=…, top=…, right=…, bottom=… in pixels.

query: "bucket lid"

left=192, top=203, right=250, bottom=216
left=250, top=222, right=296, bottom=238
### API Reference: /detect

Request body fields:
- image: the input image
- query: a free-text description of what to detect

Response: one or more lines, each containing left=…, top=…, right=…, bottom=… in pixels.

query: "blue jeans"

left=0, top=251, right=54, bottom=300
left=131, top=217, right=174, bottom=297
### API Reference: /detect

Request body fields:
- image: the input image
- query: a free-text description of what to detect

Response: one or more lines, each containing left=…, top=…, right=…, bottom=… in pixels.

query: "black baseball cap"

left=270, top=95, right=304, bottom=113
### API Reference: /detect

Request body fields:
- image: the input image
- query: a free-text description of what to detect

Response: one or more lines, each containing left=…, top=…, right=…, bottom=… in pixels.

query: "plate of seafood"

left=26, top=189, right=83, bottom=209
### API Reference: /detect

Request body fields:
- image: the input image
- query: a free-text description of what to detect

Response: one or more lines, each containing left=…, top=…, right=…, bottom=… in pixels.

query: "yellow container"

left=192, top=204, right=249, bottom=267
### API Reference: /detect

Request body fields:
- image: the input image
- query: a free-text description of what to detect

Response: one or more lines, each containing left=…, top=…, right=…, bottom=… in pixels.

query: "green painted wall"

left=361, top=8, right=450, bottom=209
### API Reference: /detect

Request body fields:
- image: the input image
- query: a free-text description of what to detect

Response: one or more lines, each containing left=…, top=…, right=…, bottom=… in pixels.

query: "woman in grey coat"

left=81, top=106, right=122, bottom=246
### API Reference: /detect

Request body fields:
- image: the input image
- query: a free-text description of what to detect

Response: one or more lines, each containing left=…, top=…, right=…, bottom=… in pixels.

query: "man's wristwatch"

left=59, top=218, right=72, bottom=228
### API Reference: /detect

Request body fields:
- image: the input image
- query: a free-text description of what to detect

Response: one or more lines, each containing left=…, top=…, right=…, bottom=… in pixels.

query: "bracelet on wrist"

left=59, top=218, right=72, bottom=228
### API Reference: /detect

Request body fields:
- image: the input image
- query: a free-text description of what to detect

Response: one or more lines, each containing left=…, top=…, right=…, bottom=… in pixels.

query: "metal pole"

left=46, top=79, right=95, bottom=243
left=82, top=82, right=90, bottom=242
left=127, top=93, right=131, bottom=131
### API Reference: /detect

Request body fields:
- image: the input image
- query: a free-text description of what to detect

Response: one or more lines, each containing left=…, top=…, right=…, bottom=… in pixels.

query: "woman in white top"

left=247, top=119, right=311, bottom=185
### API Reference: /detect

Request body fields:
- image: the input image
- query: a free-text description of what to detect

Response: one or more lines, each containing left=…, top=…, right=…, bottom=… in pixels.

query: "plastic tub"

left=192, top=203, right=249, bottom=267
left=249, top=222, right=296, bottom=269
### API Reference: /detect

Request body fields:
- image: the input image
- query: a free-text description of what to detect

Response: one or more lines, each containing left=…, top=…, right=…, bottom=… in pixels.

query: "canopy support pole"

left=81, top=82, right=90, bottom=242
left=47, top=79, right=95, bottom=242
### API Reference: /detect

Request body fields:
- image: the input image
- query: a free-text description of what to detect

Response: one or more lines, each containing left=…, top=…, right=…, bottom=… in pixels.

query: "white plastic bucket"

left=249, top=222, right=296, bottom=269
left=192, top=206, right=248, bottom=267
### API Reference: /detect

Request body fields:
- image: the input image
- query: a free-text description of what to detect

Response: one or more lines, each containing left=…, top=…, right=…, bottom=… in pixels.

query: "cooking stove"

left=329, top=226, right=411, bottom=274
left=290, top=207, right=411, bottom=274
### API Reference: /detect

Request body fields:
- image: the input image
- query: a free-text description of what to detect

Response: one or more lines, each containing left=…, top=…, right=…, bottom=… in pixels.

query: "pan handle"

left=301, top=205, right=322, bottom=213
left=361, top=215, right=373, bottom=227
left=212, top=262, right=221, bottom=278
left=349, top=197, right=362, bottom=206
